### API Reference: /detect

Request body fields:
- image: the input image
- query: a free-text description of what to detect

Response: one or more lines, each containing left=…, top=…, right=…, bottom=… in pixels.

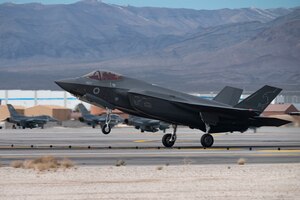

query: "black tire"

left=201, top=134, right=214, bottom=147
left=102, top=124, right=111, bottom=135
left=162, top=134, right=176, bottom=148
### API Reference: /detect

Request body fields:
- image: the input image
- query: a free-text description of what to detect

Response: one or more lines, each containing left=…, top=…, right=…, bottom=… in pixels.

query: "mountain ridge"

left=0, top=1, right=299, bottom=92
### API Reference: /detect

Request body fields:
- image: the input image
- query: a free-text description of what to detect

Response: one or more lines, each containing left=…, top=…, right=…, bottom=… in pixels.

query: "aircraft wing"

left=130, top=119, right=145, bottom=126
left=213, top=86, right=243, bottom=106
left=129, top=116, right=159, bottom=126
left=93, top=116, right=106, bottom=124
left=147, top=120, right=161, bottom=126
left=25, top=118, right=48, bottom=124
left=128, top=89, right=259, bottom=125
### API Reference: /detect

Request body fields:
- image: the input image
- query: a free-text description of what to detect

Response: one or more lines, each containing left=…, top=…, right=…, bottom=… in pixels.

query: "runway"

left=0, top=126, right=299, bottom=166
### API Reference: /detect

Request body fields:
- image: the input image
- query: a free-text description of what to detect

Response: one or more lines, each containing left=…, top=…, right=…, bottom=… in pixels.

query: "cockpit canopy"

left=84, top=71, right=122, bottom=81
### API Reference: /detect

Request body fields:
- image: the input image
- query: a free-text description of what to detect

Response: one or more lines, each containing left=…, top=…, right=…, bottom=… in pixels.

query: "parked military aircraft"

left=124, top=115, right=169, bottom=133
left=77, top=103, right=123, bottom=134
left=5, top=104, right=58, bottom=129
left=56, top=70, right=290, bottom=147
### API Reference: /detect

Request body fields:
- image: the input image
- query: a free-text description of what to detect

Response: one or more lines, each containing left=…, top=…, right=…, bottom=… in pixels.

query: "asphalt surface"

left=0, top=126, right=299, bottom=166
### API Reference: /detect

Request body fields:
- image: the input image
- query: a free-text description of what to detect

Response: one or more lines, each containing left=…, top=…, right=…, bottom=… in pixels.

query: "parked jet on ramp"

left=77, top=103, right=123, bottom=134
left=56, top=70, right=290, bottom=147
left=5, top=104, right=58, bottom=129
left=124, top=115, right=169, bottom=133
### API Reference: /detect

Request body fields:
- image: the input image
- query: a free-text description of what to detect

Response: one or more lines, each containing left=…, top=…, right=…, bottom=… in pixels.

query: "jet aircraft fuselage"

left=56, top=70, right=290, bottom=147
left=5, top=104, right=58, bottom=129
left=56, top=71, right=238, bottom=132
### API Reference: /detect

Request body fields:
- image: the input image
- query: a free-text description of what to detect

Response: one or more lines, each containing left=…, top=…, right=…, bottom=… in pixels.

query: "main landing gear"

left=102, top=108, right=112, bottom=135
left=162, top=125, right=177, bottom=148
left=200, top=124, right=214, bottom=147
left=161, top=123, right=214, bottom=148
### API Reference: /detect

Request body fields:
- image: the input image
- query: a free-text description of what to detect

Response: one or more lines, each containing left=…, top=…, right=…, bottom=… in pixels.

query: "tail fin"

left=234, top=85, right=282, bottom=113
left=213, top=86, right=243, bottom=106
left=77, top=103, right=90, bottom=115
left=7, top=104, right=21, bottom=117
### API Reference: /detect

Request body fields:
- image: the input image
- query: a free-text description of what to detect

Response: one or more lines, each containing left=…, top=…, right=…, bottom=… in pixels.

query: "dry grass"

left=237, top=158, right=246, bottom=165
left=10, top=156, right=75, bottom=171
left=61, top=158, right=74, bottom=169
left=11, top=160, right=24, bottom=168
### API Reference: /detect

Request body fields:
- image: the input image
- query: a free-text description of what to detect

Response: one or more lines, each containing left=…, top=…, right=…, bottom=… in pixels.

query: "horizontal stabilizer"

left=235, top=85, right=281, bottom=113
left=252, top=116, right=291, bottom=127
left=213, top=86, right=243, bottom=106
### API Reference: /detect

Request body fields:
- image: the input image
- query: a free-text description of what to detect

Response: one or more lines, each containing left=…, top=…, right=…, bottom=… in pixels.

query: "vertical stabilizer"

left=234, top=85, right=281, bottom=113
left=213, top=86, right=243, bottom=106
left=77, top=103, right=90, bottom=115
left=7, top=104, right=21, bottom=117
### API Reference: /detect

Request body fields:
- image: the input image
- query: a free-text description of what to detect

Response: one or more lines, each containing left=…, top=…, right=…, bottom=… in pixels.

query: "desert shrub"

left=237, top=158, right=246, bottom=165
left=115, top=160, right=126, bottom=167
left=10, top=156, right=75, bottom=171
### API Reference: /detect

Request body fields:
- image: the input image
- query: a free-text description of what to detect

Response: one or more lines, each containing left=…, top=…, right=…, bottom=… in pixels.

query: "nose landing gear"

left=162, top=125, right=177, bottom=148
left=102, top=124, right=111, bottom=134
left=102, top=108, right=112, bottom=135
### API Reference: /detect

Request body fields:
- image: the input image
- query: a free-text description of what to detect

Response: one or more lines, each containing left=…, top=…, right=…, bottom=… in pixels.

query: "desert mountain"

left=0, top=0, right=298, bottom=92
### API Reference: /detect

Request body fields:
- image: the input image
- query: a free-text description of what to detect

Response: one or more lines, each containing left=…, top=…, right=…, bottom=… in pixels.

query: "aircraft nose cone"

left=55, top=79, right=75, bottom=92
left=55, top=78, right=86, bottom=97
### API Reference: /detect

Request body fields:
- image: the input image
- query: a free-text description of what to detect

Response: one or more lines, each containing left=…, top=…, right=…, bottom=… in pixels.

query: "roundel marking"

left=93, top=87, right=100, bottom=95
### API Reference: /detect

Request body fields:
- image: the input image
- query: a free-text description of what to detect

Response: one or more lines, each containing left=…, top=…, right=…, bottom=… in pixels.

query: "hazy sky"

left=0, top=0, right=300, bottom=9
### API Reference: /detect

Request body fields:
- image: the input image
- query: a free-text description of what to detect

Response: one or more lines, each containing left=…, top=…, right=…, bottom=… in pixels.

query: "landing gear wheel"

left=102, top=108, right=112, bottom=135
left=162, top=133, right=176, bottom=148
left=201, top=134, right=214, bottom=147
left=102, top=124, right=111, bottom=135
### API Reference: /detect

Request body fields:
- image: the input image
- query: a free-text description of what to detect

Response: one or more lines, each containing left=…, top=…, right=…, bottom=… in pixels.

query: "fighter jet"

left=56, top=70, right=290, bottom=147
left=124, top=115, right=169, bottom=133
left=5, top=104, right=58, bottom=129
left=77, top=103, right=123, bottom=134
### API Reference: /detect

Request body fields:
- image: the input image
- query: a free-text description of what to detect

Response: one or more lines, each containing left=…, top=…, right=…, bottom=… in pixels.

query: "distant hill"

left=0, top=0, right=299, bottom=92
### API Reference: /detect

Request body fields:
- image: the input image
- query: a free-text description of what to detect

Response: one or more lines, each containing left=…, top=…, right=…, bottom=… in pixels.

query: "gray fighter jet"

left=56, top=70, right=290, bottom=147
left=124, top=115, right=169, bottom=133
left=5, top=104, right=58, bottom=129
left=77, top=103, right=123, bottom=134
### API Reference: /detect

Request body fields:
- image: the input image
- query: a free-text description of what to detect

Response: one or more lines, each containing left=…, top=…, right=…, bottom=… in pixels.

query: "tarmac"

left=0, top=126, right=299, bottom=166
